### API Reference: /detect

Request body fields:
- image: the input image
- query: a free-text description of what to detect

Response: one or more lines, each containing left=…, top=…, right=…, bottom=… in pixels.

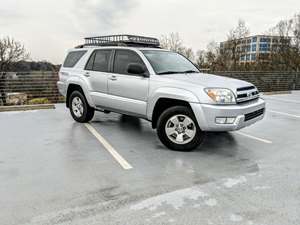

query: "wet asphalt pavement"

left=0, top=92, right=300, bottom=225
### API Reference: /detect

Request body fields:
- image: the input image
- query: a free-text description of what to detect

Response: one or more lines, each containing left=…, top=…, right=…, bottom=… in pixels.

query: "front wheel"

left=69, top=90, right=94, bottom=123
left=157, top=106, right=205, bottom=151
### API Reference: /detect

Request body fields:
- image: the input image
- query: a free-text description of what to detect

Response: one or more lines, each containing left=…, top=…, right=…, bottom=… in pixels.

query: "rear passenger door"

left=107, top=49, right=149, bottom=117
left=84, top=49, right=113, bottom=106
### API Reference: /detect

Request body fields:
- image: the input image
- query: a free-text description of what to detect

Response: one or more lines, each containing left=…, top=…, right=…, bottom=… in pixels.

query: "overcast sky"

left=1, top=0, right=300, bottom=64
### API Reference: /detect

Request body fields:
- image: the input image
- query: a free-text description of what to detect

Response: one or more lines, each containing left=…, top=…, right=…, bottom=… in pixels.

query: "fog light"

left=215, top=117, right=236, bottom=124
left=215, top=117, right=226, bottom=124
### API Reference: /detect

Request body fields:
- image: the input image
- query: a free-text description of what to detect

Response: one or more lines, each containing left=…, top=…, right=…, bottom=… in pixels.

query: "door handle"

left=109, top=75, right=117, bottom=81
left=84, top=72, right=90, bottom=77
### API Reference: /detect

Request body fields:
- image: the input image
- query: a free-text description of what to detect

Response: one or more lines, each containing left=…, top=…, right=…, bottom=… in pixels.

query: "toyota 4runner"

left=57, top=35, right=265, bottom=151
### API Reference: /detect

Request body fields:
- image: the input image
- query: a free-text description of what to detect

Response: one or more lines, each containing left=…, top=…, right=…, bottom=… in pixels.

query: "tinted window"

left=85, top=51, right=96, bottom=70
left=113, top=50, right=147, bottom=75
left=63, top=51, right=87, bottom=68
left=93, top=50, right=112, bottom=72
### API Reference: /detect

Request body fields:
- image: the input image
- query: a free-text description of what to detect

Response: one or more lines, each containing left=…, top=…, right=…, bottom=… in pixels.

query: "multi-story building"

left=220, top=35, right=291, bottom=63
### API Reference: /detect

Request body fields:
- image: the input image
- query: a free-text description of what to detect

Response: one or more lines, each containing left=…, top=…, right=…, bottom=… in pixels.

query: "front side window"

left=142, top=50, right=199, bottom=75
left=63, top=51, right=87, bottom=68
left=113, top=50, right=147, bottom=75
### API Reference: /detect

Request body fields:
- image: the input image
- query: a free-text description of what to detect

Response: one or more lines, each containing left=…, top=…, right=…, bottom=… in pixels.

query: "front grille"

left=236, top=86, right=260, bottom=104
left=237, top=91, right=259, bottom=99
left=244, top=108, right=265, bottom=121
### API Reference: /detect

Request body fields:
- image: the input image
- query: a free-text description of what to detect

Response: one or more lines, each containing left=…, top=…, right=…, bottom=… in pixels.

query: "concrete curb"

left=0, top=104, right=56, bottom=112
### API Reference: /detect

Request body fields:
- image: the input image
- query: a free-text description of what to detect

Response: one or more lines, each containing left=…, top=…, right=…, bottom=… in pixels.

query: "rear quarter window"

left=63, top=51, right=87, bottom=68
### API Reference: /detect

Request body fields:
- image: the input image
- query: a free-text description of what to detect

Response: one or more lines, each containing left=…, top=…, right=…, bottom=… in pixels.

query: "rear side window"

left=113, top=50, right=147, bottom=75
left=85, top=50, right=112, bottom=72
left=63, top=51, right=87, bottom=68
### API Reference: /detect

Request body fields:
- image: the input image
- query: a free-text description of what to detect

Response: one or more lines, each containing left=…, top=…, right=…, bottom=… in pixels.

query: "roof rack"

left=80, top=34, right=160, bottom=48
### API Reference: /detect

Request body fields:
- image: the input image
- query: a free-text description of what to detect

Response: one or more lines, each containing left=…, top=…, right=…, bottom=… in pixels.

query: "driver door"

left=107, top=49, right=149, bottom=117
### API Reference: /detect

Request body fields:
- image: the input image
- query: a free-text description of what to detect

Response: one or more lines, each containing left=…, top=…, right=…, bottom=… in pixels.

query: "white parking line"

left=235, top=131, right=272, bottom=144
left=85, top=123, right=133, bottom=170
left=269, top=110, right=300, bottom=119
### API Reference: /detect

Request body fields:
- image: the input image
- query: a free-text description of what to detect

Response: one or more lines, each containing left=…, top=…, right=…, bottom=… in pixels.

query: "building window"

left=260, top=37, right=271, bottom=43
left=259, top=43, right=271, bottom=52
left=251, top=54, right=256, bottom=61
left=246, top=45, right=251, bottom=52
left=252, top=44, right=257, bottom=51
left=240, top=55, right=246, bottom=61
left=246, top=54, right=251, bottom=61
left=252, top=37, right=257, bottom=42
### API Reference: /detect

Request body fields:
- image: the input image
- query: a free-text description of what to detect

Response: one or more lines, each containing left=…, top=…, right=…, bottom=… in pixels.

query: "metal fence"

left=0, top=71, right=299, bottom=107
left=211, top=71, right=300, bottom=92
left=0, top=71, right=64, bottom=106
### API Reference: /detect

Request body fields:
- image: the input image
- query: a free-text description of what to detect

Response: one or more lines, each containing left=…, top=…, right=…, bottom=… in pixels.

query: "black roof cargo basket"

left=79, top=34, right=160, bottom=48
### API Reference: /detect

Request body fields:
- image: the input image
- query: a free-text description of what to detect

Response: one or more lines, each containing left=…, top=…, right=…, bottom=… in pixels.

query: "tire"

left=157, top=106, right=205, bottom=151
left=69, top=90, right=95, bottom=123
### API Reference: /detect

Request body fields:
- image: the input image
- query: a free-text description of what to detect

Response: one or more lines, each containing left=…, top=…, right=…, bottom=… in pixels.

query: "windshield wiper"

left=181, top=70, right=200, bottom=74
left=157, top=70, right=200, bottom=75
left=157, top=71, right=183, bottom=75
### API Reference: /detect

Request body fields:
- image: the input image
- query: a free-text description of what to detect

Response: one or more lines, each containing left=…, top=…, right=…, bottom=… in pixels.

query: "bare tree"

left=205, top=42, right=218, bottom=68
left=195, top=50, right=206, bottom=69
left=289, top=14, right=300, bottom=71
left=160, top=32, right=196, bottom=61
left=269, top=13, right=300, bottom=71
left=0, top=37, right=29, bottom=105
left=0, top=37, right=29, bottom=71
left=182, top=47, right=195, bottom=61
left=160, top=32, right=185, bottom=53
left=229, top=19, right=250, bottom=40
left=225, top=19, right=250, bottom=70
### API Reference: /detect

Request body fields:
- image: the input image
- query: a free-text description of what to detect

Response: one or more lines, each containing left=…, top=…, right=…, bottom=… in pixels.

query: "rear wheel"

left=157, top=106, right=205, bottom=151
left=69, top=90, right=94, bottom=123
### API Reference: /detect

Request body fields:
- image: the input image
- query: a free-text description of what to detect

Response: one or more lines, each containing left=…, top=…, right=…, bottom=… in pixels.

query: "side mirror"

left=127, top=63, right=148, bottom=77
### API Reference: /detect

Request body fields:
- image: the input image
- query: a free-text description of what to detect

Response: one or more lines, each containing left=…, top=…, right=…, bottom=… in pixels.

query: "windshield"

left=142, top=50, right=200, bottom=75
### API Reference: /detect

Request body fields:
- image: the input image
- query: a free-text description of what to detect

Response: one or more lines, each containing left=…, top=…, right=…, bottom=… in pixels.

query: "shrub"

left=28, top=98, right=50, bottom=105
left=58, top=96, right=66, bottom=103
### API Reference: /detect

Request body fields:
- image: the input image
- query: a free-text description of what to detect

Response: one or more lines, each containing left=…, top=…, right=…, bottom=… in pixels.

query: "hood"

left=154, top=73, right=254, bottom=92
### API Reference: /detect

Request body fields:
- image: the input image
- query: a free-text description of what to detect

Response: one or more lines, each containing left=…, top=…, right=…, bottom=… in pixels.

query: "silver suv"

left=57, top=35, right=265, bottom=151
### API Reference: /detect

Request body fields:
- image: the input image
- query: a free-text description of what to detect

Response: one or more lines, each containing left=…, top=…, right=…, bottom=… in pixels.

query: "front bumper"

left=190, top=98, right=266, bottom=131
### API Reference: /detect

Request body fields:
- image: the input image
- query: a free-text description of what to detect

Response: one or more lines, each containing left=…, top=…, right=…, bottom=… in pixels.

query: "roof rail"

left=78, top=34, right=160, bottom=48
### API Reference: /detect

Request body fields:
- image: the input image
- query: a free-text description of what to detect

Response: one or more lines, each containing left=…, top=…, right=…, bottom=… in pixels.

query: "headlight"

left=204, top=88, right=236, bottom=104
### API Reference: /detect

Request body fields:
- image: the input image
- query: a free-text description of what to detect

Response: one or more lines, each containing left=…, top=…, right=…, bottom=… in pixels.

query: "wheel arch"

left=150, top=98, right=194, bottom=129
left=66, top=81, right=94, bottom=108
left=148, top=88, right=199, bottom=129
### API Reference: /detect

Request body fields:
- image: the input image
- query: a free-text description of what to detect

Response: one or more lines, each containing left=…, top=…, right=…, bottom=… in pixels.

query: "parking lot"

left=0, top=91, right=300, bottom=225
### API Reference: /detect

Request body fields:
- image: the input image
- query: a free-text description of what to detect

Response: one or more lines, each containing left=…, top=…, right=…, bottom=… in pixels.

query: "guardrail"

left=0, top=71, right=64, bottom=106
